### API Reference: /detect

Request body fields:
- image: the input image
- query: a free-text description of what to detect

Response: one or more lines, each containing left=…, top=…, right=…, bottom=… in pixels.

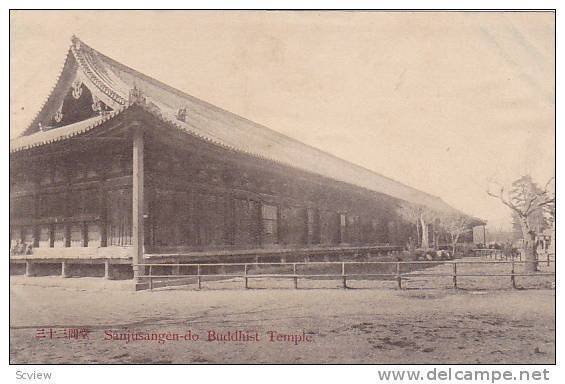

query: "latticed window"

left=87, top=222, right=101, bottom=248
left=106, top=188, right=132, bottom=246
left=262, top=204, right=278, bottom=244
left=70, top=223, right=83, bottom=247
left=234, top=199, right=260, bottom=246
left=38, top=225, right=51, bottom=248
left=53, top=224, right=66, bottom=248
left=307, top=208, right=321, bottom=244
left=23, top=227, right=34, bottom=246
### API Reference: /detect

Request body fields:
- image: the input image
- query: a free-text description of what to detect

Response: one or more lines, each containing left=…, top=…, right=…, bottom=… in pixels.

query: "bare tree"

left=487, top=175, right=555, bottom=272
left=544, top=198, right=556, bottom=227
left=398, top=203, right=436, bottom=249
left=440, top=214, right=472, bottom=256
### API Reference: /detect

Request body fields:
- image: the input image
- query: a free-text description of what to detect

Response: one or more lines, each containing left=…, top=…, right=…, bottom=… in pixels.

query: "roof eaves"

left=139, top=104, right=467, bottom=215
left=10, top=107, right=128, bottom=154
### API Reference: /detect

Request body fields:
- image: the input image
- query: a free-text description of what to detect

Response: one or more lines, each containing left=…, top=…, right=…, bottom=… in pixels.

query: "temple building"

left=10, top=36, right=485, bottom=282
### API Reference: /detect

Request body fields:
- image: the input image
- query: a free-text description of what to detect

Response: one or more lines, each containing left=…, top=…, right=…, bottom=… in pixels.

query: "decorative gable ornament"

left=73, top=35, right=81, bottom=50
left=91, top=95, right=102, bottom=113
left=72, top=79, right=83, bottom=99
left=54, top=106, right=63, bottom=123
left=176, top=106, right=187, bottom=122
left=128, top=86, right=146, bottom=105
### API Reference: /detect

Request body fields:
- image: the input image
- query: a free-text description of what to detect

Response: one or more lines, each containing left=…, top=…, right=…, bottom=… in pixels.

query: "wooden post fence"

left=197, top=265, right=201, bottom=289
left=136, top=257, right=554, bottom=292
left=452, top=263, right=457, bottom=289
left=396, top=262, right=402, bottom=289
left=511, top=259, right=517, bottom=289
left=244, top=264, right=249, bottom=289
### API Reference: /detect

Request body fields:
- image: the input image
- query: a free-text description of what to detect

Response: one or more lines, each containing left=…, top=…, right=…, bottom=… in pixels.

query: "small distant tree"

left=487, top=175, right=555, bottom=272
left=398, top=203, right=436, bottom=249
left=440, top=214, right=472, bottom=256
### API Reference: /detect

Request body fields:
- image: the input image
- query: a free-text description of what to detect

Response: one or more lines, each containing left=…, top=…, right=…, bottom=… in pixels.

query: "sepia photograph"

left=8, top=9, right=555, bottom=367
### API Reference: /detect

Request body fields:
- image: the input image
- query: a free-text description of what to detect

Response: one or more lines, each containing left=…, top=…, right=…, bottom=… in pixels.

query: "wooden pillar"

left=104, top=260, right=112, bottom=280
left=48, top=224, right=54, bottom=248
left=144, top=187, right=155, bottom=250
left=143, top=149, right=154, bottom=250
left=304, top=208, right=311, bottom=246
left=61, top=261, right=70, bottom=278
left=33, top=168, right=40, bottom=248
left=132, top=127, right=145, bottom=282
left=82, top=221, right=88, bottom=247
left=99, top=164, right=108, bottom=248
left=64, top=160, right=72, bottom=248
left=276, top=203, right=282, bottom=245
left=195, top=191, right=203, bottom=246
left=339, top=213, right=346, bottom=244
left=313, top=208, right=321, bottom=245
left=25, top=261, right=34, bottom=277
left=188, top=189, right=195, bottom=246
left=224, top=192, right=235, bottom=246
left=257, top=200, right=263, bottom=247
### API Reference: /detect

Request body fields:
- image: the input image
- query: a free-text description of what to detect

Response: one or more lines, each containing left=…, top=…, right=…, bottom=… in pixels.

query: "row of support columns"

left=19, top=125, right=146, bottom=287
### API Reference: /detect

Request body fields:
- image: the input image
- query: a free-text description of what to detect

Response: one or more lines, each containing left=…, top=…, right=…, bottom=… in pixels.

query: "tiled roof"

left=11, top=36, right=483, bottom=221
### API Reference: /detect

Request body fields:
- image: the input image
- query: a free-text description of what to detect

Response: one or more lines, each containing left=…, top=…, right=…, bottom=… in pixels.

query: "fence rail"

left=472, top=248, right=555, bottom=267
left=137, top=257, right=555, bottom=291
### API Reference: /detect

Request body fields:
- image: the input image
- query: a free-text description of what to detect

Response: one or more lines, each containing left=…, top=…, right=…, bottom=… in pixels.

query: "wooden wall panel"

left=320, top=210, right=340, bottom=245
left=106, top=188, right=132, bottom=246
left=207, top=194, right=226, bottom=247
left=261, top=204, right=278, bottom=245
left=153, top=190, right=176, bottom=247
left=39, top=192, right=66, bottom=219
left=174, top=191, right=191, bottom=246
left=10, top=196, right=34, bottom=219
left=234, top=199, right=259, bottom=247
left=281, top=206, right=307, bottom=246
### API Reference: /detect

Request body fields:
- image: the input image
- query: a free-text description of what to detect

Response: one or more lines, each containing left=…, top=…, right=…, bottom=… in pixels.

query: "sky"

left=9, top=11, right=555, bottom=230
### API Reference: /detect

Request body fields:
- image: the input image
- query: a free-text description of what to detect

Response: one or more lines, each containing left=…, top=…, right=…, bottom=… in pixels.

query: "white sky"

left=9, top=11, right=555, bottom=230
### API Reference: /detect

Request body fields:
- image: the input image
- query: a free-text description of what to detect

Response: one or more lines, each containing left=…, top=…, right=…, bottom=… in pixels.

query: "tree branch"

left=487, top=187, right=525, bottom=217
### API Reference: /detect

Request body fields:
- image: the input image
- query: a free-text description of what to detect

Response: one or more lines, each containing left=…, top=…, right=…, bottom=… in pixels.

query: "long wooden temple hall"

left=10, top=37, right=484, bottom=286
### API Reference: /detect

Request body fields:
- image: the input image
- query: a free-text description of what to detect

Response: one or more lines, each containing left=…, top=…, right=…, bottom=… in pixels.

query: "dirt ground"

left=10, top=260, right=555, bottom=364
